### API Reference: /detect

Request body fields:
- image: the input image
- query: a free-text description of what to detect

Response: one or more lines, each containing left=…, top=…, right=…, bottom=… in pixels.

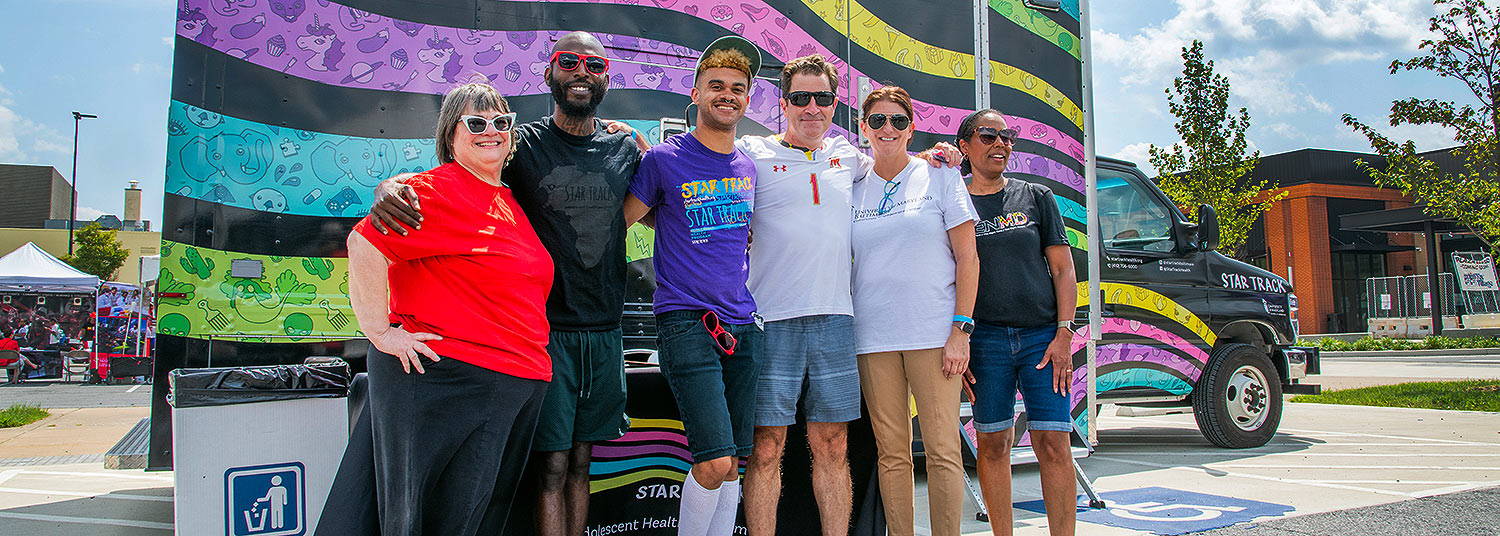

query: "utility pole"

left=69, top=111, right=98, bottom=255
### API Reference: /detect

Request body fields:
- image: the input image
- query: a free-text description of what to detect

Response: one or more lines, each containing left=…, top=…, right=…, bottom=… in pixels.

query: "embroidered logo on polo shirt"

left=773, top=165, right=787, bottom=172
left=829, top=158, right=842, bottom=168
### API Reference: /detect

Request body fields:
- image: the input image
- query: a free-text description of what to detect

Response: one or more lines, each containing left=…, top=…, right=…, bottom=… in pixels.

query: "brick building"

left=1241, top=147, right=1484, bottom=334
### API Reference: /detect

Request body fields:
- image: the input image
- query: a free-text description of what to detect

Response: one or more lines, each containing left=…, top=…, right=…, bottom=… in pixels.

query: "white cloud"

left=0, top=83, right=69, bottom=162
left=1111, top=142, right=1158, bottom=174
left=131, top=62, right=169, bottom=76
left=161, top=36, right=173, bottom=47
left=1263, top=122, right=1304, bottom=140
left=1093, top=0, right=1433, bottom=96
left=76, top=206, right=106, bottom=220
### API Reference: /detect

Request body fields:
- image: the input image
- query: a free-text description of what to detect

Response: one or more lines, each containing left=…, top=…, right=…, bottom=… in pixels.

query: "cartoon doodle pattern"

left=1072, top=318, right=1211, bottom=365
left=1076, top=281, right=1218, bottom=347
left=530, top=0, right=1087, bottom=163
left=166, top=100, right=437, bottom=217
left=799, top=0, right=1085, bottom=129
left=989, top=0, right=1081, bottom=59
left=177, top=0, right=1086, bottom=165
left=157, top=240, right=358, bottom=340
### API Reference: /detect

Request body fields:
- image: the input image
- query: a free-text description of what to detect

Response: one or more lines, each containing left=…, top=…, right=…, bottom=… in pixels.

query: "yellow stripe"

left=589, top=469, right=687, bottom=493
left=990, top=0, right=1082, bottom=60
left=629, top=418, right=685, bottom=430
left=802, top=0, right=1084, bottom=129
left=1076, top=282, right=1217, bottom=345
left=1066, top=227, right=1088, bottom=251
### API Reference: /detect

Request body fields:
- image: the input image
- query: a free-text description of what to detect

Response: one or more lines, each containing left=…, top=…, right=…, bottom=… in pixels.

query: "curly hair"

left=697, top=49, right=753, bottom=82
left=780, top=54, right=838, bottom=94
left=955, top=108, right=1005, bottom=176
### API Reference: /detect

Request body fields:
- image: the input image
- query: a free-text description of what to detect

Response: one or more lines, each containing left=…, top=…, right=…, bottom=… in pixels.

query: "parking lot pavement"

left=1187, top=485, right=1500, bottom=535
left=0, top=382, right=153, bottom=410
left=1316, top=352, right=1500, bottom=390
left=969, top=402, right=1500, bottom=535
left=0, top=462, right=173, bottom=535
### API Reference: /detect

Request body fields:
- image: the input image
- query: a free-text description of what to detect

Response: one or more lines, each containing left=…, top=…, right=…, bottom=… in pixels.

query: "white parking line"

left=0, top=487, right=174, bottom=502
left=1208, top=464, right=1500, bottom=470
left=1277, top=427, right=1499, bottom=446
left=126, top=384, right=142, bottom=393
left=18, top=470, right=174, bottom=482
left=1111, top=442, right=1490, bottom=447
left=0, top=511, right=172, bottom=530
left=1093, top=455, right=1416, bottom=497
left=1107, top=452, right=1500, bottom=457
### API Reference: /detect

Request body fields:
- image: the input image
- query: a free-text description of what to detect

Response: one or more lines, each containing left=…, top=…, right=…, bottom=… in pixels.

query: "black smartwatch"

left=952, top=315, right=975, bottom=335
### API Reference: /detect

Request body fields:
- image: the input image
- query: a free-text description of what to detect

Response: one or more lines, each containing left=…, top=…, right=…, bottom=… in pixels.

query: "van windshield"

left=1100, top=174, right=1174, bottom=252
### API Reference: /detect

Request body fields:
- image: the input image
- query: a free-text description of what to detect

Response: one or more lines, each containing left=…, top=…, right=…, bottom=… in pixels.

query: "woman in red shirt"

left=347, top=82, right=554, bottom=535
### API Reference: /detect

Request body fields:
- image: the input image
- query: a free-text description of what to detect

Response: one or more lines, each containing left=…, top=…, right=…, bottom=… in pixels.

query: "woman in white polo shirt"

left=849, top=85, right=979, bottom=536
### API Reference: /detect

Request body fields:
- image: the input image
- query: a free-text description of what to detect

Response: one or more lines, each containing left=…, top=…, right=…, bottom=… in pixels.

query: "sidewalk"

left=1188, top=486, right=1500, bottom=535
left=0, top=407, right=150, bottom=462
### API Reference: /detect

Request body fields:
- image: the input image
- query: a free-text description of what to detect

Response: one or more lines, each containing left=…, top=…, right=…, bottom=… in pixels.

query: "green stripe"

left=990, top=0, right=1081, bottom=60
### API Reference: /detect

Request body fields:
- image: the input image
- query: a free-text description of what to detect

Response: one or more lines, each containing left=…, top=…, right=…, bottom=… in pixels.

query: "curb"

left=1322, top=347, right=1500, bottom=358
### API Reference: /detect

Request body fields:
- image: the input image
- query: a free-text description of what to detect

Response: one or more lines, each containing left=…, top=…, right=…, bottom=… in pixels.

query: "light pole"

left=68, top=111, right=97, bottom=255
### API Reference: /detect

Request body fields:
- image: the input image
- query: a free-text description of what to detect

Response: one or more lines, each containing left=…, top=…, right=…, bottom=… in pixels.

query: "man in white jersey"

left=737, top=54, right=955, bottom=536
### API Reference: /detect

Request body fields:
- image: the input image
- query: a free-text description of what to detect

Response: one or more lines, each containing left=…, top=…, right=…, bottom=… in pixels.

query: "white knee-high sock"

left=707, top=478, right=740, bottom=536
left=678, top=473, right=721, bottom=536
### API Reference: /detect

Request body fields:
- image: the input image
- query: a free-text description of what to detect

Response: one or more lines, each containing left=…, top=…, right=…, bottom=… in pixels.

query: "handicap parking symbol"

left=1017, top=486, right=1293, bottom=535
left=225, top=462, right=306, bottom=536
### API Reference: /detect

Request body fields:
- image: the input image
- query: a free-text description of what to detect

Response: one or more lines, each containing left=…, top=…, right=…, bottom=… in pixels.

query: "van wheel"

left=1193, top=343, right=1282, bottom=448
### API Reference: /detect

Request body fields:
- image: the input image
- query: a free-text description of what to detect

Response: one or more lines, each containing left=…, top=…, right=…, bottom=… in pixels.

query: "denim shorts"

left=756, top=314, right=861, bottom=426
left=655, top=310, right=763, bottom=462
left=968, top=324, right=1074, bottom=433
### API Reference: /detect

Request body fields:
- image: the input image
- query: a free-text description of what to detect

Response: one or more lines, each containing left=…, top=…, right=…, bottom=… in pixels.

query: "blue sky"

left=0, top=0, right=1474, bottom=225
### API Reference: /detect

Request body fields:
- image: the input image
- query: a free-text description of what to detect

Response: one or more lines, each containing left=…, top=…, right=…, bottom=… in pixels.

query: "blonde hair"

left=697, top=49, right=753, bottom=82
left=435, top=83, right=516, bottom=167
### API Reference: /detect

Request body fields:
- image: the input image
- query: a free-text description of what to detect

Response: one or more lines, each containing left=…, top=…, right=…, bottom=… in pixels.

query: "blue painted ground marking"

left=1016, top=486, right=1293, bottom=535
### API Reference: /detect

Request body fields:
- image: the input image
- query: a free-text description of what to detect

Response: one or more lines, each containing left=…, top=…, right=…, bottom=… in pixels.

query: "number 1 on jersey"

left=810, top=173, right=821, bottom=205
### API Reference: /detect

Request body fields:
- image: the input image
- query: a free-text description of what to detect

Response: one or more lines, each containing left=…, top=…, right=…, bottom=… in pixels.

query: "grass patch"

left=1291, top=379, right=1500, bottom=412
left=1296, top=336, right=1500, bottom=352
left=0, top=404, right=49, bottom=428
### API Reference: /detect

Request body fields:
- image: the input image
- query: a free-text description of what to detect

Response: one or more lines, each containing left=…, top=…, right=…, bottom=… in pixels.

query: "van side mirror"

left=1196, top=204, right=1220, bottom=252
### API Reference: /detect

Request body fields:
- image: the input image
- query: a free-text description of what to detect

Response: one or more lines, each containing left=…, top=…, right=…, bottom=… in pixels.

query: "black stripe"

left=172, top=37, right=772, bottom=139
left=163, top=193, right=360, bottom=258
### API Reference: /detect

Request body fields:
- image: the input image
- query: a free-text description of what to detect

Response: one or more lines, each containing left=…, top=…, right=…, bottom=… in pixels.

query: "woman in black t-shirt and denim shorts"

left=956, top=109, right=1079, bottom=536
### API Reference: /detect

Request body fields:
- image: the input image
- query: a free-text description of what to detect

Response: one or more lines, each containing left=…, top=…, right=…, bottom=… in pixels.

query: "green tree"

left=1343, top=0, right=1500, bottom=253
left=62, top=223, right=129, bottom=280
left=1149, top=40, right=1284, bottom=259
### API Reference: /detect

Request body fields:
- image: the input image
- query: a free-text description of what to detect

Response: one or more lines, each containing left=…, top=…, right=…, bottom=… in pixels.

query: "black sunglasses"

left=460, top=113, right=517, bottom=134
left=785, top=91, right=836, bottom=107
left=973, top=126, right=1019, bottom=146
left=865, top=113, right=911, bottom=131
left=551, top=51, right=609, bottom=74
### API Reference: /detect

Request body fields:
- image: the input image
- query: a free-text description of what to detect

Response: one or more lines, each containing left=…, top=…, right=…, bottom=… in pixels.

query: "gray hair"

left=435, top=83, right=514, bottom=165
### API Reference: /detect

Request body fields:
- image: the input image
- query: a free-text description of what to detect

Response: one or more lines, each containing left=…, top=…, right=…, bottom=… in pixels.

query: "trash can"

left=169, top=361, right=351, bottom=536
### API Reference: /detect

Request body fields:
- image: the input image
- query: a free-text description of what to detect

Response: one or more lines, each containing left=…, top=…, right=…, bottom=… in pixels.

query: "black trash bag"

left=168, top=361, right=351, bottom=408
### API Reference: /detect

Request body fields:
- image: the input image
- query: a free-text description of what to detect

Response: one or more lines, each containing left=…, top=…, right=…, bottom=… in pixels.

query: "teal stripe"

left=166, top=100, right=437, bottom=217
left=1097, top=369, right=1193, bottom=396
left=590, top=456, right=692, bottom=475
left=1058, top=196, right=1086, bottom=224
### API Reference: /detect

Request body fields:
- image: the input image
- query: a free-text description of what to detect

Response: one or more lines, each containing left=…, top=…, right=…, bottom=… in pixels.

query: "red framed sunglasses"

left=701, top=311, right=737, bottom=355
left=550, top=51, right=609, bottom=74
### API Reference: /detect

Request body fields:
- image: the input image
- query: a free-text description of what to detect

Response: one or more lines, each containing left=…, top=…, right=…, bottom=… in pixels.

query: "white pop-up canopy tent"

left=0, top=242, right=101, bottom=293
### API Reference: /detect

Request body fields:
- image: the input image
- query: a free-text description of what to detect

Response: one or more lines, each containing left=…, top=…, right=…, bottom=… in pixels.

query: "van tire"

left=1193, top=343, right=1283, bottom=448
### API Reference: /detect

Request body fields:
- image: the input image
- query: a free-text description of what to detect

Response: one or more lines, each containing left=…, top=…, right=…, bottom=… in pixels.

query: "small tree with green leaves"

left=62, top=223, right=129, bottom=280
left=1343, top=0, right=1500, bottom=253
left=1149, top=40, right=1285, bottom=259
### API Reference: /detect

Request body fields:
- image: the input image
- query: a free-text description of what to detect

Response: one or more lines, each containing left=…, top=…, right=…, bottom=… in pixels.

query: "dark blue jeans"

left=655, top=310, right=763, bottom=462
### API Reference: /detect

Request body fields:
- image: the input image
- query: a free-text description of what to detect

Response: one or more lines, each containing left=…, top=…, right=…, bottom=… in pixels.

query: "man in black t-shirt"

left=370, top=31, right=646, bottom=536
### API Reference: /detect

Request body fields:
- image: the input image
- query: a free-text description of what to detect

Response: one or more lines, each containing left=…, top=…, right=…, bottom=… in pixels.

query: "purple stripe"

left=1097, top=343, right=1203, bottom=383
left=616, top=430, right=689, bottom=445
left=1072, top=318, right=1211, bottom=363
left=176, top=0, right=1084, bottom=165
left=593, top=443, right=693, bottom=460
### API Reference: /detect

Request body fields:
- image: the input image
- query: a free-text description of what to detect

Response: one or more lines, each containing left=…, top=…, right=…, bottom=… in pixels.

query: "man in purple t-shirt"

left=623, top=36, right=762, bottom=536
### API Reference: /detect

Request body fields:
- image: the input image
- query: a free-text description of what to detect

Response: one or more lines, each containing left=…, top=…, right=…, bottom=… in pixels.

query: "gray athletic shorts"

left=755, top=314, right=861, bottom=426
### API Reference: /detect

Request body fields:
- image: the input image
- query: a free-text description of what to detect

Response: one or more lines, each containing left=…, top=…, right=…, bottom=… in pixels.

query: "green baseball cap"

left=695, top=35, right=763, bottom=83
